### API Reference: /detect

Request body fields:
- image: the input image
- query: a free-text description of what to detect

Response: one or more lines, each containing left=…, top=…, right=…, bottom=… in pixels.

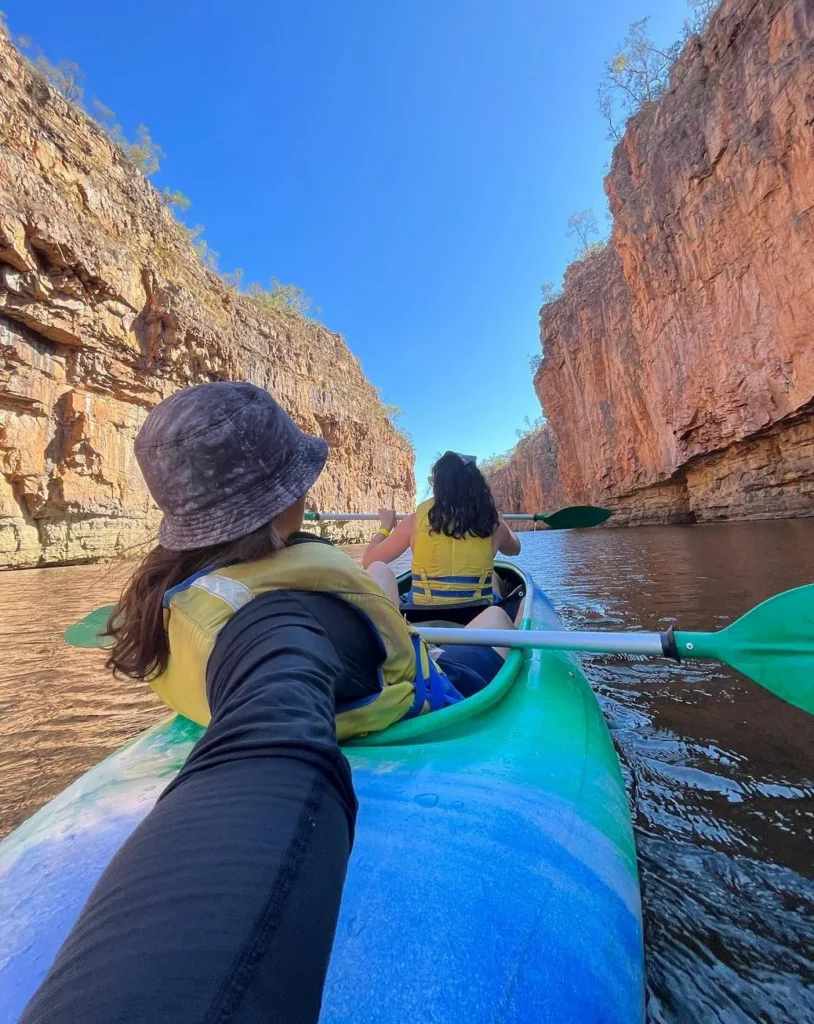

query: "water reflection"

left=0, top=521, right=812, bottom=1021
left=0, top=560, right=162, bottom=838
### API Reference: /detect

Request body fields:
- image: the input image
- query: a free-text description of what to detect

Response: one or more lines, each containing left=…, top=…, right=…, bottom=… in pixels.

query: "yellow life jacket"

left=410, top=498, right=495, bottom=606
left=151, top=537, right=459, bottom=741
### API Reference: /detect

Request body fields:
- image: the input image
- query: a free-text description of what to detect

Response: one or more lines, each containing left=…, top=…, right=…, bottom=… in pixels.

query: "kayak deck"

left=329, top=565, right=643, bottom=1020
left=0, top=562, right=644, bottom=1023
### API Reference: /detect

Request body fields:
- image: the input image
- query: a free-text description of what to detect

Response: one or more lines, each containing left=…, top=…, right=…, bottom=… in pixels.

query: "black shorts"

left=436, top=644, right=505, bottom=699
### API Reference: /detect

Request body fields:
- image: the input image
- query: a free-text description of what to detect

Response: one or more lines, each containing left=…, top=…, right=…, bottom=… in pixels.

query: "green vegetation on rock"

left=481, top=415, right=547, bottom=478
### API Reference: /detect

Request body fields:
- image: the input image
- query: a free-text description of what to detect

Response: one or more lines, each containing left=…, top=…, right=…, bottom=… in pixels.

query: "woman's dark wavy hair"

left=428, top=451, right=499, bottom=540
left=104, top=521, right=285, bottom=682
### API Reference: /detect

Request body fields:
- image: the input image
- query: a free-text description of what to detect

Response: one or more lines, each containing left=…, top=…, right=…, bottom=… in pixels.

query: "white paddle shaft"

left=415, top=627, right=665, bottom=656
left=307, top=512, right=536, bottom=521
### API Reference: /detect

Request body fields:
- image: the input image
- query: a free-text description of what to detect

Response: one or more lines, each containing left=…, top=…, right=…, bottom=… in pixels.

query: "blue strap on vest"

left=402, top=636, right=464, bottom=719
left=411, top=585, right=494, bottom=600
left=162, top=566, right=216, bottom=609
left=409, top=572, right=495, bottom=604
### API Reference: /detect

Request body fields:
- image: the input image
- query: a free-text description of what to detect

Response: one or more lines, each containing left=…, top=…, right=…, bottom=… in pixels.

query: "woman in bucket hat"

left=22, top=382, right=524, bottom=1024
left=21, top=381, right=380, bottom=1023
left=107, top=379, right=464, bottom=737
left=20, top=381, right=474, bottom=1023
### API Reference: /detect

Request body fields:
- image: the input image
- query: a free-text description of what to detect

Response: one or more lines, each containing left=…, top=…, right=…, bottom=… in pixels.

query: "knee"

left=468, top=607, right=515, bottom=631
left=366, top=561, right=397, bottom=591
left=489, top=608, right=516, bottom=630
left=366, top=561, right=392, bottom=579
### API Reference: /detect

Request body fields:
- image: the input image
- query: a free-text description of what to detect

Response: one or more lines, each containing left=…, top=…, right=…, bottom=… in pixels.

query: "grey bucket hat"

left=135, top=381, right=329, bottom=551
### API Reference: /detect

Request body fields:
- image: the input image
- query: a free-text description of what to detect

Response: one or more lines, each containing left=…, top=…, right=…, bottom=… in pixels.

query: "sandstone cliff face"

left=0, top=34, right=414, bottom=567
left=490, top=0, right=814, bottom=525
left=487, top=427, right=563, bottom=522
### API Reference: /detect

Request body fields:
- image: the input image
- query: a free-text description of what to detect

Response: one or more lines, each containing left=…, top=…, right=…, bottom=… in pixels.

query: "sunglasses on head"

left=442, top=451, right=477, bottom=466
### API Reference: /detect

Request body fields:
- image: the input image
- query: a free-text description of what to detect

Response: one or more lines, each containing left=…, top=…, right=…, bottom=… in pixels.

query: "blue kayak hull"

left=0, top=577, right=644, bottom=1021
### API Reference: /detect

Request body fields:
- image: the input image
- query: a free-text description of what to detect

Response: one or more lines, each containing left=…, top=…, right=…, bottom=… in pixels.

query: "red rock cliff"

left=491, top=0, right=814, bottom=525
left=0, top=33, right=414, bottom=567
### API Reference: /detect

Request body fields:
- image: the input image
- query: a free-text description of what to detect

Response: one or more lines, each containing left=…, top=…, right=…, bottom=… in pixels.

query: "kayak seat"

left=401, top=600, right=492, bottom=626
left=500, top=584, right=525, bottom=623
left=414, top=619, right=465, bottom=629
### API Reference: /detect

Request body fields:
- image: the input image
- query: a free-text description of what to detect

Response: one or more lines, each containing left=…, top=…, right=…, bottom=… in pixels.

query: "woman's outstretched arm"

left=21, top=592, right=359, bottom=1024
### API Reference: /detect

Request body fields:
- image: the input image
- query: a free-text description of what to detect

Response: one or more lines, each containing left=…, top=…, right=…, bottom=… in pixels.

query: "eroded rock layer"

left=0, top=33, right=414, bottom=566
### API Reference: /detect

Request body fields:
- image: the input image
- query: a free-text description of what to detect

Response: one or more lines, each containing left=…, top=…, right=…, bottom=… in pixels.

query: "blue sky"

left=6, top=0, right=692, bottom=489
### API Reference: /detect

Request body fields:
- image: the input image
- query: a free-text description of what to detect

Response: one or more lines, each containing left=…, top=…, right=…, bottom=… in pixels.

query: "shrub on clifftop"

left=598, top=0, right=720, bottom=141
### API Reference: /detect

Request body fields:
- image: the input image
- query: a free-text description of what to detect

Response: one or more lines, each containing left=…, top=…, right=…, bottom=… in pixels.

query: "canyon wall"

left=487, top=427, right=563, bottom=520
left=0, top=33, right=414, bottom=567
left=490, top=0, right=814, bottom=525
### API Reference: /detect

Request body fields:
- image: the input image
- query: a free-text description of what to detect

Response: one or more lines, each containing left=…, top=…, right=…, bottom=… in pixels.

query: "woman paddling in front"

left=362, top=450, right=521, bottom=697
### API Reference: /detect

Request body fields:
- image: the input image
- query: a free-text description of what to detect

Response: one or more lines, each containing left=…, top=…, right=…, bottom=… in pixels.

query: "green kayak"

left=0, top=560, right=644, bottom=1022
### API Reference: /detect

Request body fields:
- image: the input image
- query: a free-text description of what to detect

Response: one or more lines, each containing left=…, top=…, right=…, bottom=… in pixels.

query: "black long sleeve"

left=21, top=592, right=361, bottom=1024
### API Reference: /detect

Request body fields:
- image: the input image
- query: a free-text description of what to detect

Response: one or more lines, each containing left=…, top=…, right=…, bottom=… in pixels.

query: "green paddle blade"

left=535, top=506, right=613, bottom=529
left=64, top=604, right=117, bottom=649
left=675, top=584, right=814, bottom=715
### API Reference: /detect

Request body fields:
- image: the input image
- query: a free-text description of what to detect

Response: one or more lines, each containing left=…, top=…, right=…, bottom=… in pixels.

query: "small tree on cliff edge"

left=597, top=18, right=680, bottom=142
left=566, top=210, right=600, bottom=259
left=684, top=0, right=717, bottom=35
left=598, top=1, right=721, bottom=142
left=16, top=33, right=86, bottom=104
left=246, top=279, right=321, bottom=318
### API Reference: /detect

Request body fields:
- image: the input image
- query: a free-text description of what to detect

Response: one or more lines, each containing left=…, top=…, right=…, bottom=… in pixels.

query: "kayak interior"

left=349, top=560, right=530, bottom=747
left=398, top=561, right=527, bottom=625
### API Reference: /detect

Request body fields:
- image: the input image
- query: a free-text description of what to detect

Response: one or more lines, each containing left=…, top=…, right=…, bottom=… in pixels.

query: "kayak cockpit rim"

left=347, top=561, right=532, bottom=748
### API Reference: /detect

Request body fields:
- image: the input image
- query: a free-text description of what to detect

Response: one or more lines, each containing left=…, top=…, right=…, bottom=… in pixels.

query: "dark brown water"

left=515, top=520, right=814, bottom=1024
left=0, top=521, right=812, bottom=1021
left=0, top=560, right=164, bottom=838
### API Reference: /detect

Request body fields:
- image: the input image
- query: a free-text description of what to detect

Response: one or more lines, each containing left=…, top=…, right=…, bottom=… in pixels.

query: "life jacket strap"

left=401, top=636, right=463, bottom=719
left=410, top=570, right=494, bottom=604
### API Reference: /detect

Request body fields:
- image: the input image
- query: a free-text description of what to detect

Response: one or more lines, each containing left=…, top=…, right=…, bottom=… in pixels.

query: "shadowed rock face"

left=489, top=0, right=814, bottom=526
left=0, top=34, right=414, bottom=567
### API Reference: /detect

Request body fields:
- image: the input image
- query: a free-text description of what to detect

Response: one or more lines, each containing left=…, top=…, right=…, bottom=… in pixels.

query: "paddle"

left=61, top=505, right=610, bottom=650
left=304, top=505, right=613, bottom=530
left=417, top=584, right=814, bottom=715
left=66, top=604, right=116, bottom=649
left=530, top=506, right=612, bottom=529
left=64, top=585, right=814, bottom=714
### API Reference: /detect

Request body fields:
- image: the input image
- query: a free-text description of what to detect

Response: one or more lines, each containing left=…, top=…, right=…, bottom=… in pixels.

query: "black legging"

left=20, top=593, right=360, bottom=1024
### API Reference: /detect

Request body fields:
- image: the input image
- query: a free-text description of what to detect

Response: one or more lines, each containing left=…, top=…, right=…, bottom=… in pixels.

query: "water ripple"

left=516, top=520, right=814, bottom=1022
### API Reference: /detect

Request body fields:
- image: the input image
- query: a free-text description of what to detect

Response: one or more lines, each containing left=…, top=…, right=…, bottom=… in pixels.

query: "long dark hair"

left=105, top=521, right=285, bottom=681
left=428, top=451, right=499, bottom=539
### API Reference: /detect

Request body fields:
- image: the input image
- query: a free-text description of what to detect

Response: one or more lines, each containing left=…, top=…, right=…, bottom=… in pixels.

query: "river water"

left=0, top=520, right=812, bottom=1022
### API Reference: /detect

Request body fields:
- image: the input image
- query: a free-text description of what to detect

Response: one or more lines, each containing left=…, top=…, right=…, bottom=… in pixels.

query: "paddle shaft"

left=416, top=626, right=670, bottom=656
left=305, top=512, right=541, bottom=521
left=61, top=582, right=814, bottom=714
